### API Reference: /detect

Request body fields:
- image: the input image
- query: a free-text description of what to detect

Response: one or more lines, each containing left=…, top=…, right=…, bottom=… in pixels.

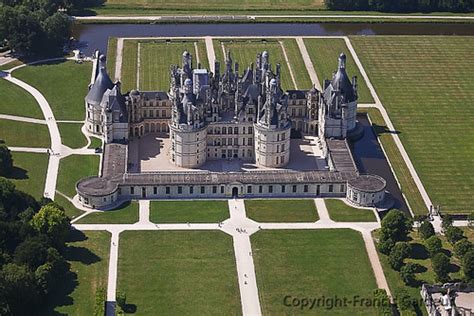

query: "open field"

left=304, top=38, right=373, bottom=103
left=0, top=119, right=50, bottom=148
left=120, top=40, right=138, bottom=92
left=117, top=231, right=240, bottom=314
left=77, top=201, right=139, bottom=224
left=245, top=199, right=318, bottom=222
left=57, top=155, right=100, bottom=198
left=7, top=152, right=48, bottom=199
left=13, top=60, right=90, bottom=121
left=150, top=200, right=229, bottom=223
left=351, top=36, right=474, bottom=214
left=214, top=38, right=298, bottom=91
left=252, top=229, right=377, bottom=315
left=364, top=108, right=427, bottom=216
left=139, top=40, right=208, bottom=91
left=325, top=199, right=377, bottom=222
left=46, top=230, right=110, bottom=315
left=0, top=78, right=43, bottom=118
left=58, top=123, right=88, bottom=149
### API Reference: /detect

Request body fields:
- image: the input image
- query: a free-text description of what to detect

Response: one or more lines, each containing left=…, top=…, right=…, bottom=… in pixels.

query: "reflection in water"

left=72, top=22, right=474, bottom=55
left=350, top=114, right=409, bottom=213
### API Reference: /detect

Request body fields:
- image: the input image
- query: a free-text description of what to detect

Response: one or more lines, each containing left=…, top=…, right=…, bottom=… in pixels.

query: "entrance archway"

left=232, top=187, right=239, bottom=198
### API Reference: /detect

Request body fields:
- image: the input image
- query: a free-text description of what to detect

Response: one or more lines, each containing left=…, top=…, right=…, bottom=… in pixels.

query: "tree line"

left=325, top=0, right=474, bottom=13
left=0, top=0, right=97, bottom=56
left=0, top=143, right=75, bottom=315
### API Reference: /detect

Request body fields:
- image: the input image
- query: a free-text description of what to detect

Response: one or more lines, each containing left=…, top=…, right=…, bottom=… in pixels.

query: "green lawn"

left=76, top=201, right=139, bottom=224
left=58, top=123, right=88, bottom=149
left=252, top=229, right=377, bottom=315
left=53, top=193, right=84, bottom=220
left=117, top=231, right=240, bottom=314
left=57, top=155, right=100, bottom=198
left=150, top=200, right=229, bottom=223
left=139, top=41, right=208, bottom=91
left=0, top=78, right=43, bottom=118
left=304, top=38, right=373, bottom=103
left=0, top=60, right=23, bottom=71
left=365, top=108, right=427, bottom=215
left=214, top=39, right=297, bottom=91
left=325, top=199, right=377, bottom=222
left=45, top=230, right=110, bottom=315
left=13, top=60, right=91, bottom=120
left=121, top=40, right=138, bottom=92
left=0, top=119, right=50, bottom=148
left=88, top=136, right=103, bottom=149
left=7, top=152, right=48, bottom=199
left=351, top=36, right=474, bottom=214
left=281, top=39, right=313, bottom=89
left=107, top=37, right=118, bottom=80
left=245, top=199, right=318, bottom=222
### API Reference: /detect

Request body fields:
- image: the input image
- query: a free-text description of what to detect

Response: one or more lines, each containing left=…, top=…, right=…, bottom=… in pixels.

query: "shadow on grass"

left=372, top=123, right=401, bottom=136
left=410, top=243, right=429, bottom=260
left=6, top=166, right=29, bottom=180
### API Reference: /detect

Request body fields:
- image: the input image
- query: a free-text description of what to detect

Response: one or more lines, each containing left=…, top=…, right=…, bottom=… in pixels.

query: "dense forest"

left=325, top=0, right=474, bottom=12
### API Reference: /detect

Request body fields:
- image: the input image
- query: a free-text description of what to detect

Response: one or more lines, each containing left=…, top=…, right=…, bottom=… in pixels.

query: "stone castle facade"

left=85, top=49, right=358, bottom=168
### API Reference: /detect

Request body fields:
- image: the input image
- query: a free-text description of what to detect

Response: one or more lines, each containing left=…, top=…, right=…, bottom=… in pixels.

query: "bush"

left=400, top=262, right=417, bottom=285
left=395, top=289, right=417, bottom=314
left=441, top=214, right=453, bottom=231
left=432, top=253, right=450, bottom=283
left=379, top=210, right=412, bottom=254
left=389, top=242, right=411, bottom=271
left=373, top=289, right=391, bottom=315
left=463, top=250, right=474, bottom=284
left=425, top=236, right=442, bottom=257
left=116, top=291, right=126, bottom=309
left=454, top=239, right=473, bottom=259
left=445, top=226, right=465, bottom=245
left=378, top=237, right=395, bottom=255
left=94, top=287, right=106, bottom=316
left=418, top=221, right=435, bottom=240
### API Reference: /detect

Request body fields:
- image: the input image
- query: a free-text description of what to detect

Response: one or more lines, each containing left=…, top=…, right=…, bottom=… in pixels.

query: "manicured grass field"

left=214, top=39, right=299, bottom=91
left=107, top=37, right=118, bottom=80
left=304, top=38, right=373, bottom=103
left=139, top=40, right=209, bottom=91
left=0, top=78, right=43, bottom=118
left=8, top=152, right=48, bottom=199
left=49, top=230, right=110, bottom=315
left=365, top=108, right=427, bottom=215
left=56, top=155, right=100, bottom=198
left=54, top=193, right=84, bottom=219
left=281, top=39, right=313, bottom=89
left=150, top=200, right=229, bottom=223
left=58, top=123, right=88, bottom=149
left=351, top=36, right=474, bottom=214
left=325, top=199, right=377, bottom=222
left=88, top=136, right=103, bottom=149
left=13, top=60, right=90, bottom=121
left=0, top=60, right=23, bottom=71
left=77, top=201, right=139, bottom=224
left=117, top=231, right=240, bottom=314
left=252, top=229, right=377, bottom=315
left=245, top=199, right=318, bottom=222
left=0, top=119, right=50, bottom=148
left=120, top=40, right=138, bottom=92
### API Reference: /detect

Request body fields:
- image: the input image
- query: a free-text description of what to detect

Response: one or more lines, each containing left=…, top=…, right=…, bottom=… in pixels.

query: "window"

left=201, top=186, right=205, bottom=194
left=259, top=185, right=263, bottom=193
left=222, top=127, right=227, bottom=134
left=281, top=133, right=285, bottom=140
left=178, top=186, right=182, bottom=194
left=212, top=186, right=217, bottom=194
left=280, top=156, right=285, bottom=164
left=153, top=187, right=158, bottom=195
left=340, top=184, right=344, bottom=192
left=162, top=110, right=166, bottom=117
left=269, top=185, right=273, bottom=193
left=131, top=187, right=135, bottom=194
left=221, top=186, right=224, bottom=194
left=234, top=127, right=238, bottom=134
left=281, top=185, right=286, bottom=193
left=304, top=185, right=308, bottom=193
left=247, top=186, right=252, bottom=193
left=248, top=138, right=253, bottom=146
left=329, top=185, right=333, bottom=193
left=190, top=186, right=194, bottom=194
left=166, top=186, right=170, bottom=194
left=292, top=185, right=297, bottom=193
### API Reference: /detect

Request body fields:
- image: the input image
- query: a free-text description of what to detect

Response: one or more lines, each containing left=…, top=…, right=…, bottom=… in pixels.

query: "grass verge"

left=150, top=200, right=229, bottom=223
left=57, top=155, right=100, bottom=198
left=76, top=201, right=139, bottom=224
left=325, top=199, right=377, bottom=222
left=245, top=199, right=318, bottom=222
left=0, top=119, right=50, bottom=148
left=0, top=78, right=43, bottom=118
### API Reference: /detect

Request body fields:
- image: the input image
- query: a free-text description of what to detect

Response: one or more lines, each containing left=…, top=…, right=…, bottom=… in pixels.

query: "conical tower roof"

left=86, top=56, right=114, bottom=106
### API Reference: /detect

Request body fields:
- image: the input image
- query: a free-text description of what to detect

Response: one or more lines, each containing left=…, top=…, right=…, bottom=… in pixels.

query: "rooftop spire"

left=338, top=53, right=346, bottom=70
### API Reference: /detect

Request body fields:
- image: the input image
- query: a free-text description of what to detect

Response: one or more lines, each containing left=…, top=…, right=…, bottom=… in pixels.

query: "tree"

left=419, top=221, right=435, bottom=240
left=395, top=289, right=417, bottom=314
left=442, top=214, right=453, bottom=231
left=373, top=289, right=391, bottom=315
left=454, top=239, right=473, bottom=259
left=445, top=226, right=465, bottom=245
left=116, top=291, right=127, bottom=309
left=0, top=144, right=13, bottom=177
left=425, top=236, right=442, bottom=257
left=30, top=204, right=70, bottom=247
left=389, top=242, right=411, bottom=271
left=0, top=263, right=39, bottom=315
left=42, top=12, right=71, bottom=55
left=400, top=262, right=417, bottom=285
left=463, top=250, right=474, bottom=284
left=378, top=210, right=412, bottom=254
left=13, top=237, right=49, bottom=270
left=432, top=253, right=450, bottom=283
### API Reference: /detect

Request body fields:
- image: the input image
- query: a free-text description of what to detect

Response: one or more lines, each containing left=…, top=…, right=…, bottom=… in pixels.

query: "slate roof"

left=86, top=66, right=114, bottom=106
